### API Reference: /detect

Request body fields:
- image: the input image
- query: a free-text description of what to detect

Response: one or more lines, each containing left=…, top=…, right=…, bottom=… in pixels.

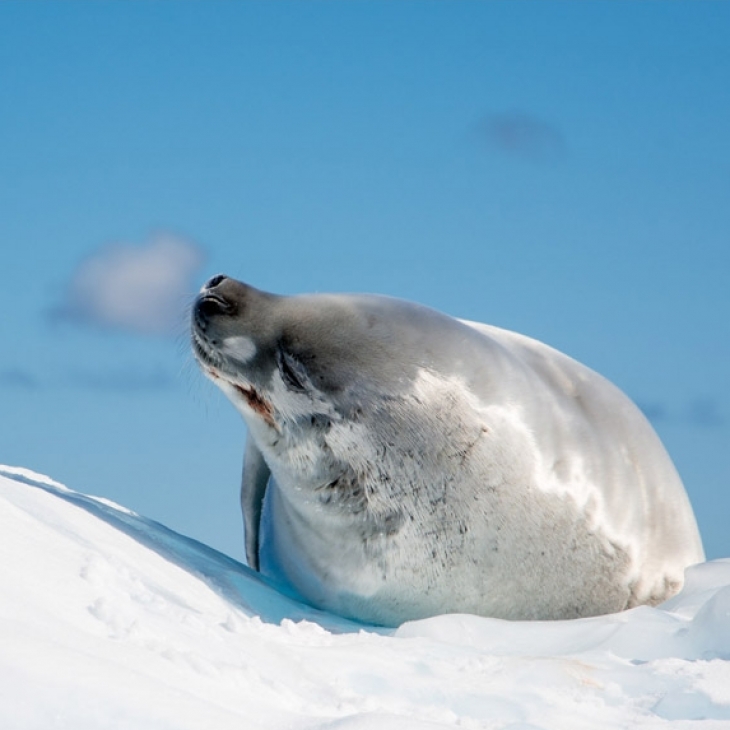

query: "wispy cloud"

left=0, top=366, right=175, bottom=393
left=0, top=368, right=40, bottom=390
left=636, top=401, right=669, bottom=423
left=67, top=368, right=174, bottom=392
left=638, top=397, right=726, bottom=429
left=49, top=233, right=205, bottom=336
left=685, top=398, right=726, bottom=429
left=479, top=111, right=566, bottom=164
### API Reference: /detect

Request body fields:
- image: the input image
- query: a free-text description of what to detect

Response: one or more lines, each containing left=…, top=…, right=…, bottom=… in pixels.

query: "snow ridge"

left=1, top=465, right=729, bottom=729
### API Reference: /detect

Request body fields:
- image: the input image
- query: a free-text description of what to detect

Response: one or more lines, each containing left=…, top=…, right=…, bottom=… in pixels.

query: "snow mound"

left=1, top=465, right=729, bottom=729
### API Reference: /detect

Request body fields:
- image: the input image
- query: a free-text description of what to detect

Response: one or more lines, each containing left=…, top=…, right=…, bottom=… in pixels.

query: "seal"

left=191, top=275, right=705, bottom=626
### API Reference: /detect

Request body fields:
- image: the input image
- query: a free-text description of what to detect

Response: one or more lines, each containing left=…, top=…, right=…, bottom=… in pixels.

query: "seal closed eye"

left=191, top=275, right=704, bottom=627
left=276, top=348, right=308, bottom=393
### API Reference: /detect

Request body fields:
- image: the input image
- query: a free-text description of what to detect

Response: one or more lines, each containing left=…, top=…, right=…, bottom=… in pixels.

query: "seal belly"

left=261, top=473, right=638, bottom=626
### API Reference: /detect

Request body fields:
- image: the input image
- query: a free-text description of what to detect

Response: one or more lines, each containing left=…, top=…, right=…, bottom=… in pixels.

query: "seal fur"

left=191, top=275, right=704, bottom=626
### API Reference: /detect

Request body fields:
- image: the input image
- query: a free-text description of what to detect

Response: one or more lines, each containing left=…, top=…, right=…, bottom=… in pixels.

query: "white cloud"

left=53, top=234, right=205, bottom=336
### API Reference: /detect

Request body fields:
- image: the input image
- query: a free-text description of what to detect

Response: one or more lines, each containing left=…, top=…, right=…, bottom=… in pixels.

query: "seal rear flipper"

left=240, top=432, right=270, bottom=571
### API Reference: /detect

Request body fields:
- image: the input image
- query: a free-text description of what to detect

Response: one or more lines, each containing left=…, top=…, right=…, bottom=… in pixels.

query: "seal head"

left=192, top=275, right=704, bottom=626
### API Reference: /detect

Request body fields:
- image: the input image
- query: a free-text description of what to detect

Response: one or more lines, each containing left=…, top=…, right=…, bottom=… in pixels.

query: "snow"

left=1, top=465, right=729, bottom=729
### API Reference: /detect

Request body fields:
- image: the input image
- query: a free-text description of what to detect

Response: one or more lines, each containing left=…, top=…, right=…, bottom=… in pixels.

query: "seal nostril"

left=205, top=274, right=227, bottom=290
left=194, top=293, right=236, bottom=326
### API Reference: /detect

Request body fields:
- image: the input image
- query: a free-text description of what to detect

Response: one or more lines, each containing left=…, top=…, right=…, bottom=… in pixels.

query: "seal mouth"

left=192, top=328, right=277, bottom=428
left=231, top=382, right=276, bottom=426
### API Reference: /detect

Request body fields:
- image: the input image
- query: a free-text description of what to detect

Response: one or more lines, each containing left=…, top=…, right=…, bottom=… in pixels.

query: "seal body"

left=191, top=275, right=704, bottom=626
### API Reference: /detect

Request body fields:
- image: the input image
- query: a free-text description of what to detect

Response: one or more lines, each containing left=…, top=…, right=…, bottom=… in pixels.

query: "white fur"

left=254, top=363, right=696, bottom=625
left=221, top=335, right=257, bottom=363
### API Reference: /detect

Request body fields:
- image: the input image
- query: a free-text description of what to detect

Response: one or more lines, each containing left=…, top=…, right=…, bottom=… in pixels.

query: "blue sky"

left=1, top=1, right=728, bottom=560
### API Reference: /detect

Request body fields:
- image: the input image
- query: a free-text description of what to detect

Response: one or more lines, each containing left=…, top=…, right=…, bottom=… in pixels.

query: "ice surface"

left=1, top=465, right=729, bottom=729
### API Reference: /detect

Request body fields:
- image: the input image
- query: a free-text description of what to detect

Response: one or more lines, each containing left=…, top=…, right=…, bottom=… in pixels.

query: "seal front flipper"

left=240, top=432, right=270, bottom=571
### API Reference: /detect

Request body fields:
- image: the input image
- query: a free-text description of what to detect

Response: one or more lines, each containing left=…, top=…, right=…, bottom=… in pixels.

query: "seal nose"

left=193, top=279, right=236, bottom=330
left=196, top=294, right=234, bottom=319
left=203, top=274, right=227, bottom=291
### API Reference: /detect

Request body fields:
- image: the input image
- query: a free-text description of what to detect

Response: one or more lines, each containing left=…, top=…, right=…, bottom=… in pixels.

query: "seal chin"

left=192, top=329, right=236, bottom=384
left=191, top=329, right=215, bottom=368
left=193, top=328, right=277, bottom=428
left=191, top=330, right=231, bottom=379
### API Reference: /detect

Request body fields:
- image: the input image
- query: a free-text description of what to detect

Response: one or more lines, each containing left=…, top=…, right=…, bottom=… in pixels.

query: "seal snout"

left=196, top=293, right=235, bottom=319
left=193, top=275, right=239, bottom=331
